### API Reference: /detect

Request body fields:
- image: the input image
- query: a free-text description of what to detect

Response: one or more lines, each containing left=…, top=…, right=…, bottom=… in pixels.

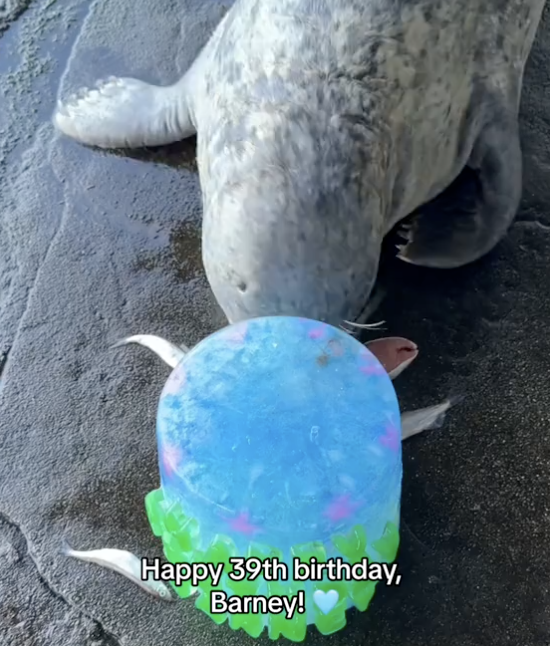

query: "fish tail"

left=447, top=393, right=466, bottom=407
left=428, top=405, right=450, bottom=430
left=426, top=394, right=465, bottom=430
left=60, top=537, right=73, bottom=556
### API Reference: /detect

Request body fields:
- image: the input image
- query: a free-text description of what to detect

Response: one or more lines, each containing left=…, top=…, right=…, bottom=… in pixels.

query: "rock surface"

left=1, top=1, right=550, bottom=645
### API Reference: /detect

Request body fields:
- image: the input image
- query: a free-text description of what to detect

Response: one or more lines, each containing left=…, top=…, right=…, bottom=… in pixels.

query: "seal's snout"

left=206, top=256, right=380, bottom=328
left=203, top=214, right=382, bottom=327
left=200, top=103, right=386, bottom=327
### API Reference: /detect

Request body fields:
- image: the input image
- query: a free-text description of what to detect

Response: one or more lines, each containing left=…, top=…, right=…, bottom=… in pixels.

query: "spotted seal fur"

left=53, top=0, right=545, bottom=326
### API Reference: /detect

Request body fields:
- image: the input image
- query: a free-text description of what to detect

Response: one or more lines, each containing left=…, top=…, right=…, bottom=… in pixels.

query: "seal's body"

left=54, top=0, right=545, bottom=326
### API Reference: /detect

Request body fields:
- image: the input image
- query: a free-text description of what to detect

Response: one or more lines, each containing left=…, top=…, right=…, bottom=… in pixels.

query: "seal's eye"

left=237, top=281, right=247, bottom=293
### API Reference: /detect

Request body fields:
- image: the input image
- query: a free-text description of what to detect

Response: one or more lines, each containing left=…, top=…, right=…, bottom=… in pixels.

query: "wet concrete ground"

left=1, top=1, right=550, bottom=645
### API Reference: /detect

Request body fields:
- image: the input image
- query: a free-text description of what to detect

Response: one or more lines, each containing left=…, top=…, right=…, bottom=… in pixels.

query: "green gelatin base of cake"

left=145, top=488, right=400, bottom=642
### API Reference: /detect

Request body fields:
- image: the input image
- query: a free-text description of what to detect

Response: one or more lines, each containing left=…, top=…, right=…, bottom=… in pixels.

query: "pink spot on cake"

left=224, top=511, right=262, bottom=536
left=324, top=494, right=361, bottom=522
left=163, top=366, right=187, bottom=395
left=359, top=362, right=386, bottom=376
left=308, top=327, right=326, bottom=340
left=379, top=425, right=400, bottom=452
left=161, top=443, right=185, bottom=477
left=225, top=322, right=249, bottom=344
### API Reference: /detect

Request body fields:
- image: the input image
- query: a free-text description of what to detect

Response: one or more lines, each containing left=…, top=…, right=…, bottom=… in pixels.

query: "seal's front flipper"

left=401, top=396, right=463, bottom=440
left=54, top=77, right=195, bottom=149
left=396, top=112, right=522, bottom=268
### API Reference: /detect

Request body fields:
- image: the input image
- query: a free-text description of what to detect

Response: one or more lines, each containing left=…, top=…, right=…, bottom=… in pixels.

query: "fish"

left=111, top=335, right=188, bottom=368
left=365, top=336, right=419, bottom=379
left=364, top=337, right=462, bottom=439
left=61, top=540, right=175, bottom=601
left=401, top=396, right=463, bottom=440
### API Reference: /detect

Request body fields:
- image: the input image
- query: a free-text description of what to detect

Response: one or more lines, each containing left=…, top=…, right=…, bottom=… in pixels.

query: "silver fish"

left=62, top=540, right=175, bottom=601
left=364, top=336, right=419, bottom=380
left=111, top=334, right=188, bottom=368
left=401, top=397, right=462, bottom=440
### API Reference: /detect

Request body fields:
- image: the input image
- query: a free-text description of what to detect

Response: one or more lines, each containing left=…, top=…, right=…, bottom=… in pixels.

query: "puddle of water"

left=134, top=219, right=203, bottom=280
left=169, top=220, right=203, bottom=279
left=50, top=131, right=205, bottom=286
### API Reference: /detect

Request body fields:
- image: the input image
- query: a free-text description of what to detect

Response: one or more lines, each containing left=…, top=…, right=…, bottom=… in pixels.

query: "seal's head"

left=201, top=108, right=386, bottom=327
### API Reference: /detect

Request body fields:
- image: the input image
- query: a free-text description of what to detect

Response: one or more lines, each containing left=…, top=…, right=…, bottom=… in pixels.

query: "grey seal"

left=53, top=0, right=545, bottom=327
